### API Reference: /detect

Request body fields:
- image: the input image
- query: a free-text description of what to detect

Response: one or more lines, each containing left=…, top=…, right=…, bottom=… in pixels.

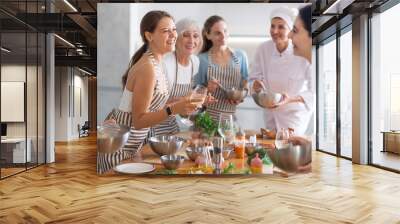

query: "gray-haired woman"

left=152, top=18, right=204, bottom=136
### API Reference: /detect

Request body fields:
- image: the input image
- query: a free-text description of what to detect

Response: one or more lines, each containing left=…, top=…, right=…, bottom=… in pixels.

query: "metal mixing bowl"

left=266, top=142, right=312, bottom=173
left=97, top=124, right=130, bottom=153
left=160, top=155, right=185, bottom=170
left=185, top=147, right=204, bottom=161
left=252, top=91, right=282, bottom=108
left=148, top=136, right=185, bottom=156
left=224, top=87, right=248, bottom=101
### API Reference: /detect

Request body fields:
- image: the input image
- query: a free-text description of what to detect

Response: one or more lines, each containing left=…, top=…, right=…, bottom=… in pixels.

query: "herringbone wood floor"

left=1, top=135, right=400, bottom=224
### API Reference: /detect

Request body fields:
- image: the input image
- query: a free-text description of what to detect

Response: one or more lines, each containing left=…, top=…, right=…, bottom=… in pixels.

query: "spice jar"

left=250, top=153, right=263, bottom=174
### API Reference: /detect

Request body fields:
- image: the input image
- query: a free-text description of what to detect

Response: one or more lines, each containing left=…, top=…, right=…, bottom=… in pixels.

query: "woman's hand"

left=267, top=93, right=290, bottom=109
left=103, top=119, right=117, bottom=126
left=170, top=98, right=198, bottom=116
left=204, top=94, right=217, bottom=105
left=227, top=99, right=242, bottom=105
left=252, top=80, right=265, bottom=93
left=207, top=79, right=220, bottom=93
left=269, top=94, right=304, bottom=109
left=288, top=136, right=311, bottom=146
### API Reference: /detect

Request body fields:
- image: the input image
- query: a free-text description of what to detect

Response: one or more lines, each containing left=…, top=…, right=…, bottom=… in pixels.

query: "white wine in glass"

left=178, top=85, right=208, bottom=127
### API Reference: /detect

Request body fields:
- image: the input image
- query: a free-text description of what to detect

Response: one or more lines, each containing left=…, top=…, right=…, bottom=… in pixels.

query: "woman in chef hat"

left=250, top=6, right=314, bottom=137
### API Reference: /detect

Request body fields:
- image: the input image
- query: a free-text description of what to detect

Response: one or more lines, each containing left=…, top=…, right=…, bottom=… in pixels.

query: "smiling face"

left=176, top=26, right=201, bottom=56
left=270, top=17, right=290, bottom=45
left=146, top=17, right=177, bottom=54
left=288, top=17, right=311, bottom=60
left=206, top=20, right=228, bottom=48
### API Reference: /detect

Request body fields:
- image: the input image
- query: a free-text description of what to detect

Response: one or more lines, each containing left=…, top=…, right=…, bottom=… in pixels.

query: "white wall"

left=97, top=4, right=135, bottom=124
left=55, top=67, right=89, bottom=141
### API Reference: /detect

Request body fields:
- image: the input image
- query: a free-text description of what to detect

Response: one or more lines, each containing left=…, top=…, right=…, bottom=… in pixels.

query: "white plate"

left=114, top=163, right=155, bottom=174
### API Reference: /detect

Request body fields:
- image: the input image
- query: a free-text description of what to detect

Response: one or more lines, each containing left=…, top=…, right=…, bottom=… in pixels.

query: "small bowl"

left=224, top=87, right=248, bottom=101
left=252, top=91, right=282, bottom=108
left=160, top=155, right=185, bottom=170
left=148, top=136, right=185, bottom=156
left=185, top=147, right=204, bottom=161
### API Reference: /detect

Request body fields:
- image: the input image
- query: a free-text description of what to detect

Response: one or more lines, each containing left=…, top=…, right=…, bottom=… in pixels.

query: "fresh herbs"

left=223, top=162, right=236, bottom=174
left=194, top=112, right=217, bottom=138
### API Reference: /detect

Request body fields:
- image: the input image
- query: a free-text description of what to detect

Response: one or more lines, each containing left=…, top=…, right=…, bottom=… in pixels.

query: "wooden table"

left=107, top=132, right=281, bottom=176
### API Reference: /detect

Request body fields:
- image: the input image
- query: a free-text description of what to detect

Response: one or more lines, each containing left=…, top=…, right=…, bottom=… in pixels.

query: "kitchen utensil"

left=113, top=163, right=155, bottom=174
left=97, top=124, right=130, bottom=153
left=266, top=141, right=312, bottom=173
left=148, top=136, right=185, bottom=156
left=160, top=155, right=185, bottom=170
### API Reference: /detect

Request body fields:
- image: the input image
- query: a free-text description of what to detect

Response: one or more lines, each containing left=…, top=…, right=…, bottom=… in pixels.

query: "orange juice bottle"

left=235, top=128, right=245, bottom=159
left=235, top=141, right=245, bottom=159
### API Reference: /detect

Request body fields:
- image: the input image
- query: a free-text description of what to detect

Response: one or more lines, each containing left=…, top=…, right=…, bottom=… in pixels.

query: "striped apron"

left=152, top=53, right=194, bottom=136
left=206, top=50, right=242, bottom=122
left=97, top=50, right=169, bottom=174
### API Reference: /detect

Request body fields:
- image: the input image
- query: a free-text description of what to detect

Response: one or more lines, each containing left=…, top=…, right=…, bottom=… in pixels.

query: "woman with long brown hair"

left=289, top=5, right=312, bottom=63
left=194, top=15, right=249, bottom=121
left=97, top=11, right=197, bottom=174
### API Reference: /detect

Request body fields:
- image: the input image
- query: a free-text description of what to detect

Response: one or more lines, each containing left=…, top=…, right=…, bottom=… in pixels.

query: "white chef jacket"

left=249, top=40, right=314, bottom=136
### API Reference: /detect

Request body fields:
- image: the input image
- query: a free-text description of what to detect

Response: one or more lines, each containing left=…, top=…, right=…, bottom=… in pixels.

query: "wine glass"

left=177, top=85, right=208, bottom=127
left=275, top=128, right=290, bottom=149
left=190, top=85, right=207, bottom=108
left=218, top=114, right=235, bottom=144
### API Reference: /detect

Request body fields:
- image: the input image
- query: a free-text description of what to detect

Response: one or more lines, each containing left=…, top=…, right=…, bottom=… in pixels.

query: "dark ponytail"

left=299, top=5, right=312, bottom=37
left=121, top=10, right=173, bottom=88
left=201, top=15, right=224, bottom=53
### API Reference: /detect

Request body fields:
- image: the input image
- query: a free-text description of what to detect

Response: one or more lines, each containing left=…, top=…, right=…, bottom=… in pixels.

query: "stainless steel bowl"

left=224, top=87, right=248, bottom=101
left=148, top=136, right=185, bottom=156
left=160, top=155, right=185, bottom=170
left=252, top=91, right=282, bottom=108
left=97, top=124, right=130, bottom=153
left=185, top=147, right=204, bottom=161
left=266, top=142, right=312, bottom=173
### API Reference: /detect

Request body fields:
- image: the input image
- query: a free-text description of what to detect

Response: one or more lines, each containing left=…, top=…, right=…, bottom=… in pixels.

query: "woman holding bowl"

left=194, top=15, right=249, bottom=122
left=250, top=6, right=313, bottom=136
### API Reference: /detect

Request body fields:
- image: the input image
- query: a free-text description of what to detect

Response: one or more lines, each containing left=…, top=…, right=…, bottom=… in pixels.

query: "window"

left=317, top=36, right=337, bottom=155
left=371, top=2, right=400, bottom=171
left=340, top=28, right=352, bottom=158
